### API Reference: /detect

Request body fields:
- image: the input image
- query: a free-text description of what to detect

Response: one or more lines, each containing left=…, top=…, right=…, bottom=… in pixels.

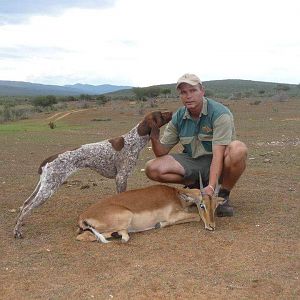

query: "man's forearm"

left=209, top=145, right=226, bottom=188
left=209, top=158, right=223, bottom=188
left=150, top=138, right=170, bottom=157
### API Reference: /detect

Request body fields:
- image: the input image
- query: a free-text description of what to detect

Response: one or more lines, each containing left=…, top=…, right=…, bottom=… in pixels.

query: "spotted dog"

left=14, top=111, right=172, bottom=238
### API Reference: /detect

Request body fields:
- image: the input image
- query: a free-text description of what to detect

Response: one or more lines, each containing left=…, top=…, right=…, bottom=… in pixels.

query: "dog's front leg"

left=115, top=172, right=128, bottom=193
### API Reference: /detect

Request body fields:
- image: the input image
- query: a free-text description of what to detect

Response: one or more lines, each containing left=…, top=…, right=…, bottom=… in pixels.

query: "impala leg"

left=155, top=212, right=200, bottom=229
left=118, top=230, right=130, bottom=243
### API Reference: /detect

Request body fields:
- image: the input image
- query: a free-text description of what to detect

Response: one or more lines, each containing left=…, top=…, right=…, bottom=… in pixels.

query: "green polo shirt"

left=161, top=97, right=236, bottom=158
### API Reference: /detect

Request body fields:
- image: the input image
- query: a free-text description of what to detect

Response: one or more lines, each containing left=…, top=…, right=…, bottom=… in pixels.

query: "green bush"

left=204, top=90, right=214, bottom=97
left=0, top=105, right=32, bottom=122
left=32, top=95, right=57, bottom=108
left=96, top=95, right=109, bottom=106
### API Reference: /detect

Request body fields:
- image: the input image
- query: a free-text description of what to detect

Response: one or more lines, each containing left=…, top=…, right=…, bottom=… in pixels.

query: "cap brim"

left=176, top=80, right=200, bottom=89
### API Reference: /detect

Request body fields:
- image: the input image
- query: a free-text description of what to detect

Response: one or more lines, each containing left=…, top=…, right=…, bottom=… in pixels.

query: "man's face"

left=178, top=83, right=205, bottom=111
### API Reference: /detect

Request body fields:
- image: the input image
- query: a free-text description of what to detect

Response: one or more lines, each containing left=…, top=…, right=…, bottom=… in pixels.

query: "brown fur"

left=137, top=111, right=171, bottom=136
left=77, top=185, right=224, bottom=243
left=108, top=136, right=125, bottom=151
left=38, top=147, right=79, bottom=174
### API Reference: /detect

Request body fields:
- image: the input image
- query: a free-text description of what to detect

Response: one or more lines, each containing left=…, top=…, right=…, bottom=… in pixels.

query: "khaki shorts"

left=170, top=153, right=213, bottom=185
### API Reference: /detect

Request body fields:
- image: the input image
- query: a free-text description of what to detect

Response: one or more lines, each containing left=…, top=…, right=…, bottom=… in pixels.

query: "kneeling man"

left=145, top=73, right=248, bottom=217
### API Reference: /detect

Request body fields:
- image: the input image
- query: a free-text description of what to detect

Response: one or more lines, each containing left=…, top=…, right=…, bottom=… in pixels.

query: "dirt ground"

left=1, top=98, right=299, bottom=299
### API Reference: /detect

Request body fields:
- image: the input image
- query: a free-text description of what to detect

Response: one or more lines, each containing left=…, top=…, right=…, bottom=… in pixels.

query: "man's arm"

left=205, top=144, right=225, bottom=196
left=205, top=113, right=234, bottom=195
left=150, top=125, right=172, bottom=157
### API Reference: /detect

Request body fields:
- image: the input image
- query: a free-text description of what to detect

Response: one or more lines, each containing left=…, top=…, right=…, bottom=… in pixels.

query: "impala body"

left=77, top=184, right=224, bottom=243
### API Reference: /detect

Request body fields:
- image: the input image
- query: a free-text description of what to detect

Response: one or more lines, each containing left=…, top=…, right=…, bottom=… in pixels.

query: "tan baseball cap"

left=176, top=73, right=202, bottom=89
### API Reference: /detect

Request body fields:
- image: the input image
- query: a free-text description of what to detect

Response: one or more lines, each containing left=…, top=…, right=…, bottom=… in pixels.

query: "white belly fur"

left=127, top=205, right=173, bottom=233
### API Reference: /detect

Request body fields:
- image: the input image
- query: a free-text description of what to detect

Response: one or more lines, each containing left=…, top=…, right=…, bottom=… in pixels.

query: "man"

left=145, top=73, right=248, bottom=216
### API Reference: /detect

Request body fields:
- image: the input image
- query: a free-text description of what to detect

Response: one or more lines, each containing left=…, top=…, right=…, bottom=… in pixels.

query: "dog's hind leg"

left=14, top=171, right=67, bottom=238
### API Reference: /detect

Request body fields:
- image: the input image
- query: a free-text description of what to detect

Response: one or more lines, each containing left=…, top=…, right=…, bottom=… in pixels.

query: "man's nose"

left=186, top=91, right=192, bottom=98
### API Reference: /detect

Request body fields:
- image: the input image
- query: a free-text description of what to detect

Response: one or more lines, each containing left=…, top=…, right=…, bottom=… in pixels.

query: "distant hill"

left=0, top=79, right=299, bottom=98
left=107, top=79, right=300, bottom=99
left=0, top=81, right=132, bottom=96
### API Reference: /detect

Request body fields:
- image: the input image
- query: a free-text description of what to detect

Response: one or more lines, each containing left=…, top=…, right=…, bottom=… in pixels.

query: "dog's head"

left=137, top=111, right=172, bottom=136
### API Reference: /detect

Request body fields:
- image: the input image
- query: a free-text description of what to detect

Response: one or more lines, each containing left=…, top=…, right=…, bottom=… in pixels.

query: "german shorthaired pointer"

left=14, top=111, right=172, bottom=238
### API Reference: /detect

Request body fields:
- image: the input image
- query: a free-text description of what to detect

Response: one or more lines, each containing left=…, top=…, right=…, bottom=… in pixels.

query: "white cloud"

left=0, top=0, right=299, bottom=86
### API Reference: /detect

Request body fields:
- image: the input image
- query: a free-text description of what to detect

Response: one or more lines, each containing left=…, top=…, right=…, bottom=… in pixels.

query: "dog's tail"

left=19, top=179, right=42, bottom=210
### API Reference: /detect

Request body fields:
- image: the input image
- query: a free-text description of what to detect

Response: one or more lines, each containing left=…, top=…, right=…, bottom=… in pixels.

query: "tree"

left=145, top=87, right=161, bottom=98
left=275, top=84, right=290, bottom=92
left=160, top=88, right=171, bottom=98
left=79, top=94, right=92, bottom=100
left=132, top=87, right=147, bottom=101
left=96, top=95, right=109, bottom=106
left=32, top=95, right=57, bottom=108
left=204, top=90, right=214, bottom=97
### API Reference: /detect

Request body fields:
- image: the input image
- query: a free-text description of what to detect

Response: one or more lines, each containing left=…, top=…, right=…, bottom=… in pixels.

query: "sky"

left=0, top=0, right=299, bottom=87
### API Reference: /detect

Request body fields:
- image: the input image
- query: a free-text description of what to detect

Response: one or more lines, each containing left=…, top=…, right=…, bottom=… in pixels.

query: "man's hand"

left=203, top=185, right=214, bottom=197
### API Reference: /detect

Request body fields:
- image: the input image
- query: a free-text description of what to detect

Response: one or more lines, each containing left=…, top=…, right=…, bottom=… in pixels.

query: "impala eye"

left=199, top=204, right=205, bottom=209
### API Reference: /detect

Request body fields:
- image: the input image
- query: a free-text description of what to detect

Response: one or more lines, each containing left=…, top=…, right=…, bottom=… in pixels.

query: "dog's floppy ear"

left=150, top=123, right=160, bottom=140
left=137, top=112, right=156, bottom=136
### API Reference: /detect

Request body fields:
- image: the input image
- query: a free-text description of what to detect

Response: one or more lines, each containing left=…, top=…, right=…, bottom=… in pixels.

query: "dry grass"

left=0, top=98, right=299, bottom=299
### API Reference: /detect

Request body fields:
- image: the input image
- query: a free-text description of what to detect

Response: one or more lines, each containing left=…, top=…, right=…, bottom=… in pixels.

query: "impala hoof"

left=155, top=222, right=162, bottom=229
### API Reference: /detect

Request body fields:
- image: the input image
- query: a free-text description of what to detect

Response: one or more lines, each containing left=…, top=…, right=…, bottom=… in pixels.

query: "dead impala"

left=76, top=183, right=225, bottom=243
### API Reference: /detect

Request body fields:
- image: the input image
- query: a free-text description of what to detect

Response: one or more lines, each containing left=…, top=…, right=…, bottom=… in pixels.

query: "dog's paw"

left=14, top=229, right=23, bottom=239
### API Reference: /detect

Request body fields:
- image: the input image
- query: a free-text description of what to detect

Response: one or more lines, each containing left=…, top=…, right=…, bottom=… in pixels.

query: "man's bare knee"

left=226, top=141, right=248, bottom=165
left=145, top=159, right=160, bottom=180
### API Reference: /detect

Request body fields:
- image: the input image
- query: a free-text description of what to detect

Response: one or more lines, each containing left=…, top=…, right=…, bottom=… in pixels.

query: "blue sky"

left=0, top=0, right=299, bottom=86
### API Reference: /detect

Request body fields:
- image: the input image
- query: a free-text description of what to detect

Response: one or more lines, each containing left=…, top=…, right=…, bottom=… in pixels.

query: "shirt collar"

left=183, top=97, right=208, bottom=119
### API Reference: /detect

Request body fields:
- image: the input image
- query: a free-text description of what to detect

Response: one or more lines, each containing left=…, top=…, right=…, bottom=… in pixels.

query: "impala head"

left=197, top=173, right=225, bottom=231
left=178, top=187, right=224, bottom=231
left=196, top=193, right=225, bottom=231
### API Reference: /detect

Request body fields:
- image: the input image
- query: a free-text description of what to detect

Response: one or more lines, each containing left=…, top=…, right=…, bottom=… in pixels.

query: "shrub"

left=77, top=101, right=89, bottom=109
left=0, top=105, right=32, bottom=122
left=204, top=90, right=214, bottom=97
left=96, top=95, right=109, bottom=106
left=79, top=94, right=92, bottom=100
left=250, top=100, right=261, bottom=105
left=32, top=95, right=57, bottom=108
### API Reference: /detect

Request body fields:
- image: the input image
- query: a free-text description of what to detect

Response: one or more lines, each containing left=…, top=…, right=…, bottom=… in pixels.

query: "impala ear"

left=215, top=197, right=226, bottom=206
left=177, top=188, right=189, bottom=200
left=177, top=188, right=194, bottom=203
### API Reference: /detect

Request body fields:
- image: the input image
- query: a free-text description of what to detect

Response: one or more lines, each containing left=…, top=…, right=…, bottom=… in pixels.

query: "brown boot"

left=216, top=188, right=234, bottom=217
left=216, top=198, right=234, bottom=217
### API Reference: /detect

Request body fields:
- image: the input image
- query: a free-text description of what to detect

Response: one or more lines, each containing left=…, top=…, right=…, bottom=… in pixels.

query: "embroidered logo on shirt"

left=201, top=125, right=213, bottom=133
